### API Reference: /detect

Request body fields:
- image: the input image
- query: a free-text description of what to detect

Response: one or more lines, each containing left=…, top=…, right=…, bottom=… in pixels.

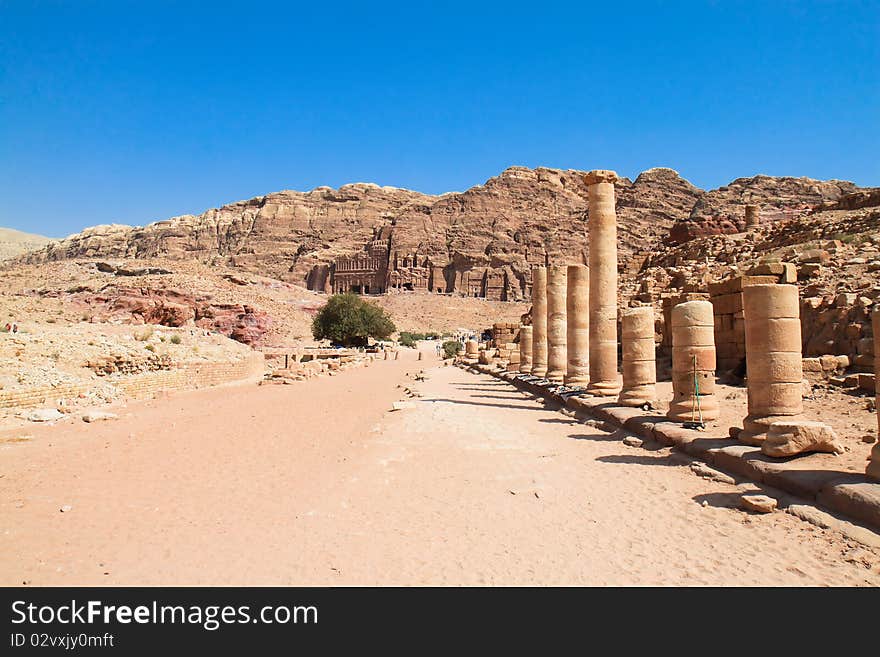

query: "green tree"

left=312, top=293, right=396, bottom=347
left=442, top=340, right=462, bottom=359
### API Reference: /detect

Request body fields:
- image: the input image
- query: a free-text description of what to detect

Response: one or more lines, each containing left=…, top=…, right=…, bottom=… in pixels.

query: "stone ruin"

left=471, top=169, right=878, bottom=476
left=307, top=225, right=528, bottom=299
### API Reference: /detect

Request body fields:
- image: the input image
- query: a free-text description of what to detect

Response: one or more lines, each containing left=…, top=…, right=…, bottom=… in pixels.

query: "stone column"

left=869, top=310, right=880, bottom=479
left=585, top=170, right=621, bottom=396
left=531, top=266, right=549, bottom=378
left=668, top=300, right=720, bottom=422
left=545, top=265, right=568, bottom=383
left=465, top=340, right=479, bottom=362
left=745, top=205, right=760, bottom=228
left=619, top=306, right=656, bottom=407
left=519, top=325, right=533, bottom=374
left=739, top=284, right=803, bottom=445
left=565, top=264, right=589, bottom=386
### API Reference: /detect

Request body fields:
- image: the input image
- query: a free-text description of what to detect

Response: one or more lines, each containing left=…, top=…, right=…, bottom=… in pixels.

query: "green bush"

left=170, top=335, right=182, bottom=345
left=312, top=293, right=396, bottom=347
left=398, top=331, right=428, bottom=348
left=442, top=340, right=462, bottom=359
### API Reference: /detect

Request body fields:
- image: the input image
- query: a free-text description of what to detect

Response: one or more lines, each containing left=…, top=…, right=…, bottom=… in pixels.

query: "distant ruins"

left=305, top=227, right=525, bottom=299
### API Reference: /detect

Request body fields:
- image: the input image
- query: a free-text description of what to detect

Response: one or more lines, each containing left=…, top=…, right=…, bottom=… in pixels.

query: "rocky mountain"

left=666, top=175, right=857, bottom=245
left=12, top=167, right=866, bottom=299
left=0, top=227, right=55, bottom=262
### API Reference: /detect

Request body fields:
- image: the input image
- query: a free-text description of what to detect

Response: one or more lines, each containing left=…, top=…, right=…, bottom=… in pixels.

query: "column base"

left=519, top=366, right=533, bottom=375
left=618, top=386, right=657, bottom=408
left=587, top=379, right=621, bottom=397
left=738, top=414, right=800, bottom=445
left=564, top=374, right=589, bottom=386
left=866, top=444, right=880, bottom=480
left=667, top=395, right=720, bottom=423
left=531, top=367, right=548, bottom=378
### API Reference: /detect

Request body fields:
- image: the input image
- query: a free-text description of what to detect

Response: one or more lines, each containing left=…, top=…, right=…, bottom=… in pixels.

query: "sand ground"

left=1, top=343, right=879, bottom=586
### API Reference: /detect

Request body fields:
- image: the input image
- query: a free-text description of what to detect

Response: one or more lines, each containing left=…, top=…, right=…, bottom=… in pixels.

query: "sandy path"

left=2, top=347, right=879, bottom=585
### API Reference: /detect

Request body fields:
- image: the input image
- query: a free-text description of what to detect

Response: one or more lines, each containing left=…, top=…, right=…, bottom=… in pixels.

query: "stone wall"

left=0, top=353, right=265, bottom=410
left=708, top=275, right=778, bottom=373
left=490, top=322, right=519, bottom=348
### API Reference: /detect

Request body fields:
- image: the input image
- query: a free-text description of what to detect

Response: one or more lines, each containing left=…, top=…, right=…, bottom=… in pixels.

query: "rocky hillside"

left=12, top=167, right=867, bottom=296
left=0, top=227, right=55, bottom=262
left=667, top=176, right=857, bottom=245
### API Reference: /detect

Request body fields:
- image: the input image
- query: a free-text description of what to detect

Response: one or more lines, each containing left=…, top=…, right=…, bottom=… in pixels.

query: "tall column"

left=531, top=266, right=549, bottom=378
left=519, top=325, right=533, bottom=374
left=618, top=306, right=656, bottom=408
left=585, top=170, right=621, bottom=396
left=739, top=284, right=803, bottom=445
left=668, top=300, right=720, bottom=422
left=565, top=264, right=589, bottom=386
left=869, top=310, right=880, bottom=479
left=546, top=265, right=568, bottom=383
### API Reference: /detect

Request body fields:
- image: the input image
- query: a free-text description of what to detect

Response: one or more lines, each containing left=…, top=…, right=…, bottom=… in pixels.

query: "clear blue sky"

left=1, top=1, right=878, bottom=237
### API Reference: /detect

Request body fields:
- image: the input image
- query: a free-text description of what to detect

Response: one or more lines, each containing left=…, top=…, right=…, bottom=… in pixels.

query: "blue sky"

left=1, top=1, right=878, bottom=237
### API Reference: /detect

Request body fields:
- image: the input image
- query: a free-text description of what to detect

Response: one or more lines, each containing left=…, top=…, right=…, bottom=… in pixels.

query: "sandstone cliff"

left=666, top=175, right=857, bottom=245
left=13, top=167, right=866, bottom=301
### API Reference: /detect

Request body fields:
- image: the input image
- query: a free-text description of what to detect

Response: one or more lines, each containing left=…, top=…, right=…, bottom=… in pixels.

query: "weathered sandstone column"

left=618, top=306, right=656, bottom=407
left=585, top=170, right=620, bottom=396
left=519, top=325, right=533, bottom=374
left=668, top=300, right=720, bottom=422
left=866, top=310, right=880, bottom=479
left=745, top=204, right=760, bottom=228
left=739, top=284, right=803, bottom=445
left=546, top=265, right=568, bottom=383
left=565, top=264, right=589, bottom=386
left=465, top=340, right=479, bottom=362
left=531, top=266, right=549, bottom=378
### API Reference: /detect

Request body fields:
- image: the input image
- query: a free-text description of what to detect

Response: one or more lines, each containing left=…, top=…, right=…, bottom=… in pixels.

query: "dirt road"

left=2, top=347, right=878, bottom=585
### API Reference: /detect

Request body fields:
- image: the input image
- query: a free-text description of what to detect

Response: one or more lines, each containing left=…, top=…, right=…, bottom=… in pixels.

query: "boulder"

left=27, top=408, right=64, bottom=422
left=761, top=420, right=844, bottom=458
left=741, top=494, right=778, bottom=513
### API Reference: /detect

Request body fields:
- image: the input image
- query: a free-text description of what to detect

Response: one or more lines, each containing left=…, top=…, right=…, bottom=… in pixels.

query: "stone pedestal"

left=619, top=306, right=656, bottom=407
left=668, top=300, right=720, bottom=422
left=464, top=340, right=479, bottom=363
left=546, top=265, right=568, bottom=383
left=745, top=204, right=760, bottom=228
left=519, top=325, right=533, bottom=374
left=506, top=346, right=521, bottom=373
left=585, top=170, right=620, bottom=396
left=867, top=310, right=880, bottom=479
left=739, top=284, right=803, bottom=445
left=565, top=264, right=590, bottom=386
left=531, top=266, right=549, bottom=378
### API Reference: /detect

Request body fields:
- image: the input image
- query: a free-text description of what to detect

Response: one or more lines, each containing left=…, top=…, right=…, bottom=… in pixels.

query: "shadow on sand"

left=595, top=453, right=681, bottom=466
left=425, top=398, right=550, bottom=412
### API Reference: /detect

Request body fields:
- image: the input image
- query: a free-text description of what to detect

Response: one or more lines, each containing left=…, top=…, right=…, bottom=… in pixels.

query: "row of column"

left=516, top=275, right=880, bottom=477
left=510, top=170, right=880, bottom=468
